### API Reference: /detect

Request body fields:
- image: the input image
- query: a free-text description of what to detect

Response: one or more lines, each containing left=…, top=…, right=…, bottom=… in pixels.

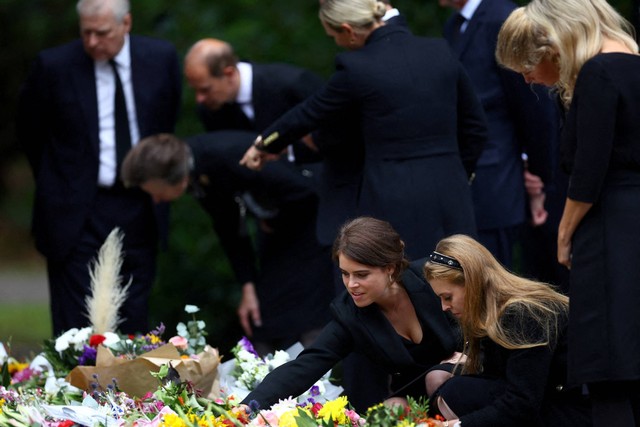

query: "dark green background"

left=0, top=0, right=636, bottom=354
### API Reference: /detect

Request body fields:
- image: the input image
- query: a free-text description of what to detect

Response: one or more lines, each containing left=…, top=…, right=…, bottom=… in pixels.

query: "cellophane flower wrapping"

left=218, top=337, right=343, bottom=404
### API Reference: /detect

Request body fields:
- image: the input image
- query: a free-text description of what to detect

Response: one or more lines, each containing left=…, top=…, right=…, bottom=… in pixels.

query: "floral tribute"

left=0, top=230, right=448, bottom=426
left=2, top=335, right=448, bottom=427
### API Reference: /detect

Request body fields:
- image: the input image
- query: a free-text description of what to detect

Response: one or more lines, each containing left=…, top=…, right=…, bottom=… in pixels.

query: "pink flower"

left=169, top=335, right=188, bottom=350
left=254, top=411, right=279, bottom=426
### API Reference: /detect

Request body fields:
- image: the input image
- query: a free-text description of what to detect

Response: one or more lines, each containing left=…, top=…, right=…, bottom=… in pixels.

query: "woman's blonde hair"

left=496, top=0, right=637, bottom=107
left=319, top=0, right=386, bottom=34
left=424, top=234, right=569, bottom=374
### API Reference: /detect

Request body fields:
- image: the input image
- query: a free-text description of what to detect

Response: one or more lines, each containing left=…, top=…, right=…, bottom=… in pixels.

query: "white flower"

left=184, top=305, right=200, bottom=314
left=270, top=397, right=298, bottom=416
left=55, top=328, right=79, bottom=352
left=267, top=350, right=290, bottom=370
left=102, top=332, right=121, bottom=347
left=0, top=342, right=8, bottom=364
left=70, top=327, right=93, bottom=350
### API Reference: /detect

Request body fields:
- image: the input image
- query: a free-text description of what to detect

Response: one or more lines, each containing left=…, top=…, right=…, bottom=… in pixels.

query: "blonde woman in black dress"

left=497, top=0, right=640, bottom=424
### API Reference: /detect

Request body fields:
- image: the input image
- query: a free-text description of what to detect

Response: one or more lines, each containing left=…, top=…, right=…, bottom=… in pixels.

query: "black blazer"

left=17, top=35, right=181, bottom=259
left=443, top=0, right=559, bottom=230
left=259, top=25, right=487, bottom=259
left=187, top=131, right=334, bottom=339
left=242, top=258, right=458, bottom=409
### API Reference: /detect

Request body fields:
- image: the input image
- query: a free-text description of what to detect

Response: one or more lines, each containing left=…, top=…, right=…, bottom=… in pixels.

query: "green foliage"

left=364, top=396, right=432, bottom=427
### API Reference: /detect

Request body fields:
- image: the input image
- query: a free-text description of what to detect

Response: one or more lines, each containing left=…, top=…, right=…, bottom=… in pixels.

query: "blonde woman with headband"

left=496, top=0, right=640, bottom=424
left=423, top=235, right=590, bottom=427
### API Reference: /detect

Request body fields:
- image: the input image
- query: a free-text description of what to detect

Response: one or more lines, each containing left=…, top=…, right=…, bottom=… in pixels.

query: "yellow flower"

left=318, top=396, right=349, bottom=424
left=161, top=413, right=188, bottom=427
left=279, top=409, right=300, bottom=427
left=147, top=334, right=163, bottom=344
left=397, top=420, right=415, bottom=427
left=8, top=361, right=28, bottom=375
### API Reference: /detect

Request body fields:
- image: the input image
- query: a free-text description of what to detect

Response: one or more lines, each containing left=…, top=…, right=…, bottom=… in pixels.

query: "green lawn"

left=0, top=303, right=51, bottom=360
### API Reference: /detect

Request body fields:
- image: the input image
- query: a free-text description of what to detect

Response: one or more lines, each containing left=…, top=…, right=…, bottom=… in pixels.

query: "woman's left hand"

left=557, top=237, right=572, bottom=269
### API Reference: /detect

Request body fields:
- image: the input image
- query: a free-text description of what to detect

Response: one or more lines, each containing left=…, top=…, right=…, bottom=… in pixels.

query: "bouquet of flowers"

left=218, top=337, right=343, bottom=404
left=246, top=396, right=363, bottom=427
left=364, top=396, right=445, bottom=427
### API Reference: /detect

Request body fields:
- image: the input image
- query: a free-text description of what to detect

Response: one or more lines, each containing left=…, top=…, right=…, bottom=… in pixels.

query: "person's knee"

left=426, top=369, right=452, bottom=397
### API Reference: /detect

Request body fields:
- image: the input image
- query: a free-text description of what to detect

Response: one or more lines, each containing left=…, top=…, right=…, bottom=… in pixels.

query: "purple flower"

left=78, top=344, right=98, bottom=365
left=149, top=323, right=166, bottom=337
left=309, top=385, right=320, bottom=397
left=239, top=336, right=260, bottom=358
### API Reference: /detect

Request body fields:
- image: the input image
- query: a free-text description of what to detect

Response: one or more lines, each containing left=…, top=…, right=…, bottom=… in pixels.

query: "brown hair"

left=121, top=133, right=191, bottom=188
left=332, top=217, right=409, bottom=283
left=424, top=234, right=568, bottom=374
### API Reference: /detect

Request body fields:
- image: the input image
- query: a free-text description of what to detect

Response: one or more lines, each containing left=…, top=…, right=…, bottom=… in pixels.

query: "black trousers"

left=47, top=185, right=157, bottom=335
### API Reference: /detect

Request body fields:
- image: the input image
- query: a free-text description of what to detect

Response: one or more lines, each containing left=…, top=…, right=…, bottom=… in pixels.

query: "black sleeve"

left=241, top=319, right=353, bottom=409
left=197, top=186, right=258, bottom=286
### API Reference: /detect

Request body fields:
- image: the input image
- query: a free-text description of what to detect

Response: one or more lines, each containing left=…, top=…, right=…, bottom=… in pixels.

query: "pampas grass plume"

left=85, top=227, right=131, bottom=334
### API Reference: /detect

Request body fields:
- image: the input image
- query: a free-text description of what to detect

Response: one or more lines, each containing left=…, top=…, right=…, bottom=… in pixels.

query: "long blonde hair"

left=424, top=235, right=568, bottom=374
left=496, top=0, right=637, bottom=107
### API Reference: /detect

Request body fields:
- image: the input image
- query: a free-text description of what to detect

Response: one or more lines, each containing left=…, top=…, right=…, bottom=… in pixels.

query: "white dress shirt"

left=95, top=34, right=140, bottom=187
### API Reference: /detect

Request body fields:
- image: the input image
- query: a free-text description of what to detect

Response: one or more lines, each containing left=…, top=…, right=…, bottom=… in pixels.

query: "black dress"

left=561, top=53, right=640, bottom=386
left=435, top=308, right=591, bottom=426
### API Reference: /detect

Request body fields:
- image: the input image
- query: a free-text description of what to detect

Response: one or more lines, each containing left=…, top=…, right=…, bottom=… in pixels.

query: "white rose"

left=184, top=305, right=200, bottom=314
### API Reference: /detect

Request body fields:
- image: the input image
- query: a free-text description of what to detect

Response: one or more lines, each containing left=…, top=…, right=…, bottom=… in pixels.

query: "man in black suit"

left=16, top=0, right=181, bottom=335
left=184, top=38, right=323, bottom=164
left=121, top=132, right=334, bottom=355
left=439, top=0, right=559, bottom=269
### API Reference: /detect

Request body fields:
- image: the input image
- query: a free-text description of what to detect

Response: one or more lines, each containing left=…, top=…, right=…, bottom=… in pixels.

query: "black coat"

left=259, top=25, right=487, bottom=259
left=187, top=131, right=334, bottom=340
left=242, top=258, right=458, bottom=409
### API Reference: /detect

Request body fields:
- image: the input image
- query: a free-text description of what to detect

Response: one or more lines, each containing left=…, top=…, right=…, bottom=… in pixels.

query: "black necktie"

left=450, top=13, right=466, bottom=49
left=109, top=59, right=131, bottom=182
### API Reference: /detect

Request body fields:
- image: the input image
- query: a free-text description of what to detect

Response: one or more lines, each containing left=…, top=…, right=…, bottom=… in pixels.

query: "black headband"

left=429, top=251, right=463, bottom=271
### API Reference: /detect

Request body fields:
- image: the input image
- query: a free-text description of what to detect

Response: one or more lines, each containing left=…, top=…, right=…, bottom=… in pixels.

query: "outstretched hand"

left=240, top=145, right=267, bottom=170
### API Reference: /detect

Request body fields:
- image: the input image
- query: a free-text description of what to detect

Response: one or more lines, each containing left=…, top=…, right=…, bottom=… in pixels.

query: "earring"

left=389, top=275, right=393, bottom=284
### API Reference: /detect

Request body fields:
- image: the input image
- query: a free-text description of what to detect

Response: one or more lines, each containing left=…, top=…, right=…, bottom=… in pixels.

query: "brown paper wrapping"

left=66, top=343, right=221, bottom=399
